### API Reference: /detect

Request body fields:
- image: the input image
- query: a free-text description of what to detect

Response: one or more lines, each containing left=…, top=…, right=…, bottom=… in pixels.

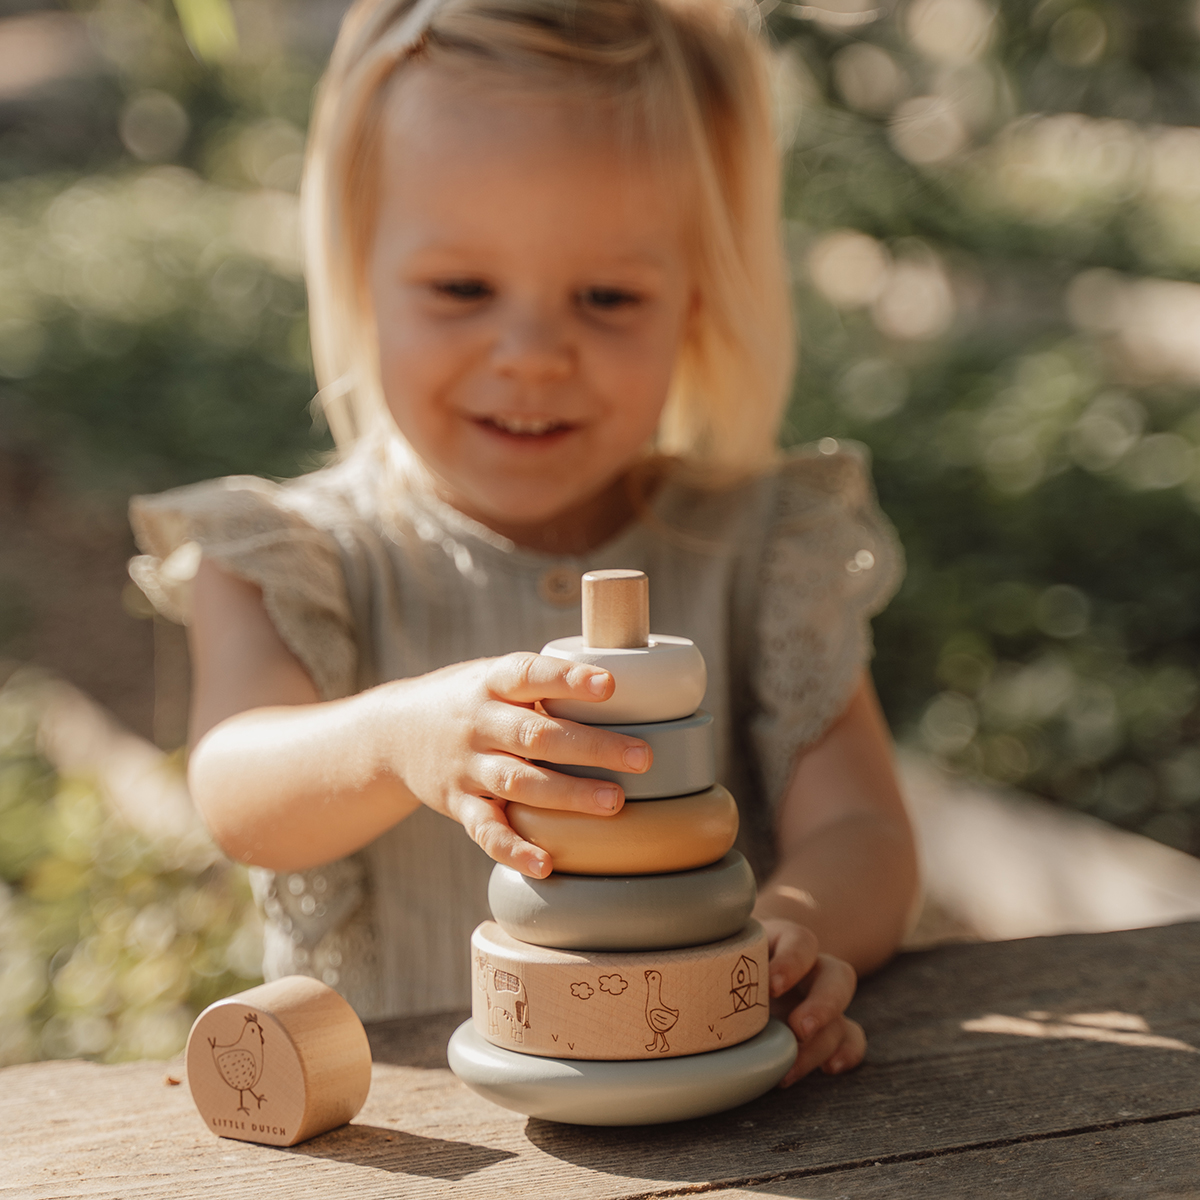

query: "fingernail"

left=587, top=672, right=610, bottom=697
left=770, top=972, right=785, bottom=996
left=595, top=786, right=621, bottom=812
left=623, top=745, right=648, bottom=771
left=799, top=1017, right=818, bottom=1041
left=828, top=1057, right=847, bottom=1075
left=528, top=855, right=550, bottom=879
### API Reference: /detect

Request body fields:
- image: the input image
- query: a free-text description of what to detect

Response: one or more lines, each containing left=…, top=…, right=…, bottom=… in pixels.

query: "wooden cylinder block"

left=471, top=919, right=769, bottom=1061
left=185, top=976, right=372, bottom=1147
left=582, top=569, right=649, bottom=649
left=540, top=636, right=706, bottom=724
left=488, top=851, right=757, bottom=951
left=508, top=785, right=738, bottom=876
left=542, top=710, right=715, bottom=799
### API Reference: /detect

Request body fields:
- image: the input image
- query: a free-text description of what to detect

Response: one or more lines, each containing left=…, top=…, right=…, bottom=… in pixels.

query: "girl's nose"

left=490, top=307, right=573, bottom=383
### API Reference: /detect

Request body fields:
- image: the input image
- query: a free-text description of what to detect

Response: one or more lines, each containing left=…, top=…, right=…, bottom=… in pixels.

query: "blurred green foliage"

left=4, top=0, right=1200, bottom=1061
left=768, top=0, right=1200, bottom=853
left=0, top=680, right=261, bottom=1066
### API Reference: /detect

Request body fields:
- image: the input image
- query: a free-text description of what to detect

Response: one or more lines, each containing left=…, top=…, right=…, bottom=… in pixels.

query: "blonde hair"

left=302, top=0, right=793, bottom=479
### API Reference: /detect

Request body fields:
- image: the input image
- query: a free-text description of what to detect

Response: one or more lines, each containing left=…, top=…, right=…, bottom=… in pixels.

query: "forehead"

left=374, top=62, right=692, bottom=260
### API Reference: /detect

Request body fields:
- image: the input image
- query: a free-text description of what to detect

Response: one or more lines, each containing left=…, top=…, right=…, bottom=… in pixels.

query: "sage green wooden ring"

left=488, top=851, right=756, bottom=951
left=447, top=1018, right=797, bottom=1126
left=540, top=711, right=715, bottom=800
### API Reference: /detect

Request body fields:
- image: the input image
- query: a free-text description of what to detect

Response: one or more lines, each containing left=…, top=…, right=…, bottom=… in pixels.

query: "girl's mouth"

left=475, top=415, right=576, bottom=441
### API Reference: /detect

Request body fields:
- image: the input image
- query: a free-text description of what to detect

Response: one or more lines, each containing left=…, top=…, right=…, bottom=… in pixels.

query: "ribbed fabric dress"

left=128, top=441, right=903, bottom=1020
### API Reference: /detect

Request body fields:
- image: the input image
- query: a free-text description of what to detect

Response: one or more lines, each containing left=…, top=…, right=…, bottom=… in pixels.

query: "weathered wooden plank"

left=702, top=1115, right=1200, bottom=1199
left=4, top=925, right=1199, bottom=1200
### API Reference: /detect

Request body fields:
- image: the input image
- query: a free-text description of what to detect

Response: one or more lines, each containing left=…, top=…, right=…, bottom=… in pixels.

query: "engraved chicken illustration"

left=210, top=1012, right=266, bottom=1113
left=644, top=969, right=679, bottom=1053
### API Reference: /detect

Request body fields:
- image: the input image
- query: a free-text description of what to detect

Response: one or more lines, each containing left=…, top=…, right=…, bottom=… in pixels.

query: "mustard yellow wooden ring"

left=471, top=919, right=769, bottom=1060
left=507, top=784, right=738, bottom=876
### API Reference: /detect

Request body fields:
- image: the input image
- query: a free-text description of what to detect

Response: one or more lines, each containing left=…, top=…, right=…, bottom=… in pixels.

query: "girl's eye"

left=580, top=286, right=640, bottom=312
left=434, top=279, right=492, bottom=302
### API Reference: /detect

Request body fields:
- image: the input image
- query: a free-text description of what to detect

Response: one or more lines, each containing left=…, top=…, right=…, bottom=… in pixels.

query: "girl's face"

left=368, top=65, right=694, bottom=548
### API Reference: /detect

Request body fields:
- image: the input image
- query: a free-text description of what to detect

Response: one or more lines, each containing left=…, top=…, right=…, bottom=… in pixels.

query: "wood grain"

left=581, top=569, right=648, bottom=649
left=4, top=923, right=1199, bottom=1200
left=186, top=976, right=372, bottom=1147
left=508, top=785, right=738, bottom=876
left=470, top=920, right=769, bottom=1060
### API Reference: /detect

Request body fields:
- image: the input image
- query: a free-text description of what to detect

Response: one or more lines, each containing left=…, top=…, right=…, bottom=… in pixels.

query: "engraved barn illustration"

left=476, top=953, right=531, bottom=1043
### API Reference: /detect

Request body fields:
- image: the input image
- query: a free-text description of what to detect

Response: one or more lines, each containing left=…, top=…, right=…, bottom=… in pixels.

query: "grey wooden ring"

left=448, top=1017, right=797, bottom=1126
left=539, top=711, right=715, bottom=799
left=488, top=851, right=757, bottom=951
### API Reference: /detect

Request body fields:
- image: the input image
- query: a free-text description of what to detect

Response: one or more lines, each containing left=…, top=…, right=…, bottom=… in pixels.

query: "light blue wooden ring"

left=448, top=1017, right=797, bottom=1126
left=539, top=711, right=715, bottom=800
left=488, top=852, right=757, bottom=951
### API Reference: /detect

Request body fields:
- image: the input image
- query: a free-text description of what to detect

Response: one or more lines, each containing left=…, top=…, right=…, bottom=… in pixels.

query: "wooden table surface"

left=6, top=922, right=1199, bottom=1199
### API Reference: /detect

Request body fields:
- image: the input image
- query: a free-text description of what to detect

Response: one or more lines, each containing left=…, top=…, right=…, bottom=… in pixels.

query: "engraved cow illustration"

left=476, top=954, right=531, bottom=1043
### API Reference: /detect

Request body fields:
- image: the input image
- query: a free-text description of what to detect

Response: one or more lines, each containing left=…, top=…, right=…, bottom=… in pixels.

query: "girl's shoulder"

left=655, top=440, right=897, bottom=559
left=127, top=457, right=381, bottom=702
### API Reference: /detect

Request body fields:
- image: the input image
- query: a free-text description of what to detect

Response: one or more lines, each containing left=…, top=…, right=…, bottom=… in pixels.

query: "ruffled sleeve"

left=749, top=445, right=904, bottom=807
left=128, top=475, right=358, bottom=702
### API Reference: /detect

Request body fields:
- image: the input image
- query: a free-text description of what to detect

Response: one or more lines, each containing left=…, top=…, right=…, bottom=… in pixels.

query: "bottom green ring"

left=447, top=1017, right=797, bottom=1126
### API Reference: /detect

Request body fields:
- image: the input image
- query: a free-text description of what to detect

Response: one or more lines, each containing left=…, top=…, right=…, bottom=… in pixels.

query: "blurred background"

left=3, top=0, right=1200, bottom=1064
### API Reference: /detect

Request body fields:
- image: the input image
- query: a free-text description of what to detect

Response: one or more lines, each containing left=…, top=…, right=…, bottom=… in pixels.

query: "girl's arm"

left=752, top=672, right=919, bottom=1084
left=755, top=673, right=918, bottom=974
left=186, top=559, right=649, bottom=875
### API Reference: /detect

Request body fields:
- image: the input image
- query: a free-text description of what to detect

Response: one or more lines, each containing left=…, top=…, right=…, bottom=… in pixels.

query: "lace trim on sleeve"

left=128, top=475, right=357, bottom=702
left=750, top=445, right=904, bottom=807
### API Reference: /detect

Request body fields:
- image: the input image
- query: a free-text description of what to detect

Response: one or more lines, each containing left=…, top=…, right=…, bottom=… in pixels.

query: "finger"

left=474, top=753, right=625, bottom=816
left=448, top=792, right=551, bottom=878
left=485, top=652, right=613, bottom=705
left=822, top=1018, right=867, bottom=1076
left=489, top=707, right=651, bottom=775
left=780, top=1014, right=846, bottom=1088
left=789, top=954, right=857, bottom=1043
left=761, top=920, right=819, bottom=998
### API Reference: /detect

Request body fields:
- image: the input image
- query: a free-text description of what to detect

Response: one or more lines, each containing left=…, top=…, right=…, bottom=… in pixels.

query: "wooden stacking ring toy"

left=448, top=1017, right=797, bottom=1126
left=543, top=710, right=715, bottom=799
left=487, top=851, right=757, bottom=951
left=471, top=919, right=768, bottom=1060
left=185, top=976, right=372, bottom=1146
left=507, top=785, right=738, bottom=876
left=541, top=635, right=707, bottom=725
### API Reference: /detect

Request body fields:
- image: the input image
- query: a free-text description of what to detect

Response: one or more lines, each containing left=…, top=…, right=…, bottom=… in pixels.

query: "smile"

left=477, top=415, right=575, bottom=438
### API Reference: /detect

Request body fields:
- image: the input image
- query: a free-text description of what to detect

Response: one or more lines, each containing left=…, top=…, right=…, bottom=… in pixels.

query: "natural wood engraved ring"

left=541, top=710, right=715, bottom=800
left=448, top=1017, right=797, bottom=1126
left=508, top=785, right=738, bottom=876
left=471, top=919, right=769, bottom=1061
left=487, top=851, right=757, bottom=951
left=185, top=976, right=372, bottom=1147
left=539, top=635, right=707, bottom=724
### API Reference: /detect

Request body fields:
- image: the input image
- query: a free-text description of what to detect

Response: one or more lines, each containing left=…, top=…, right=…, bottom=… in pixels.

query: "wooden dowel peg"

left=582, top=569, right=649, bottom=649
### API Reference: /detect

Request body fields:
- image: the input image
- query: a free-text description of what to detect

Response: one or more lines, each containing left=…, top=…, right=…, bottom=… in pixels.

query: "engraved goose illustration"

left=643, top=970, right=679, bottom=1053
left=210, top=1012, right=266, bottom=1113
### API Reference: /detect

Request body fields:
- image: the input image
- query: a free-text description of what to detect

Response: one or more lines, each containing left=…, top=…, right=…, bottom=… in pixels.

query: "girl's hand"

left=382, top=651, right=650, bottom=879
left=762, top=917, right=866, bottom=1087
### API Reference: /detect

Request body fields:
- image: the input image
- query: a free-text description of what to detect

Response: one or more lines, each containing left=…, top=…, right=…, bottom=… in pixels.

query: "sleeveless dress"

left=128, top=441, right=903, bottom=1020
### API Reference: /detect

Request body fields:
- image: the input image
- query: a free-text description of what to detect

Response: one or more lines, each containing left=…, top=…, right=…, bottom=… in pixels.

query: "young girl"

left=130, top=0, right=918, bottom=1087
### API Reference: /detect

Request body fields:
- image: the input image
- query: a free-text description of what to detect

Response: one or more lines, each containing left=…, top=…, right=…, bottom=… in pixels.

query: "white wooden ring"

left=487, top=851, right=756, bottom=951
left=540, top=635, right=706, bottom=724
left=539, top=710, right=715, bottom=799
left=508, top=785, right=738, bottom=876
left=185, top=976, right=371, bottom=1147
left=471, top=919, right=769, bottom=1061
left=449, top=1017, right=796, bottom=1126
